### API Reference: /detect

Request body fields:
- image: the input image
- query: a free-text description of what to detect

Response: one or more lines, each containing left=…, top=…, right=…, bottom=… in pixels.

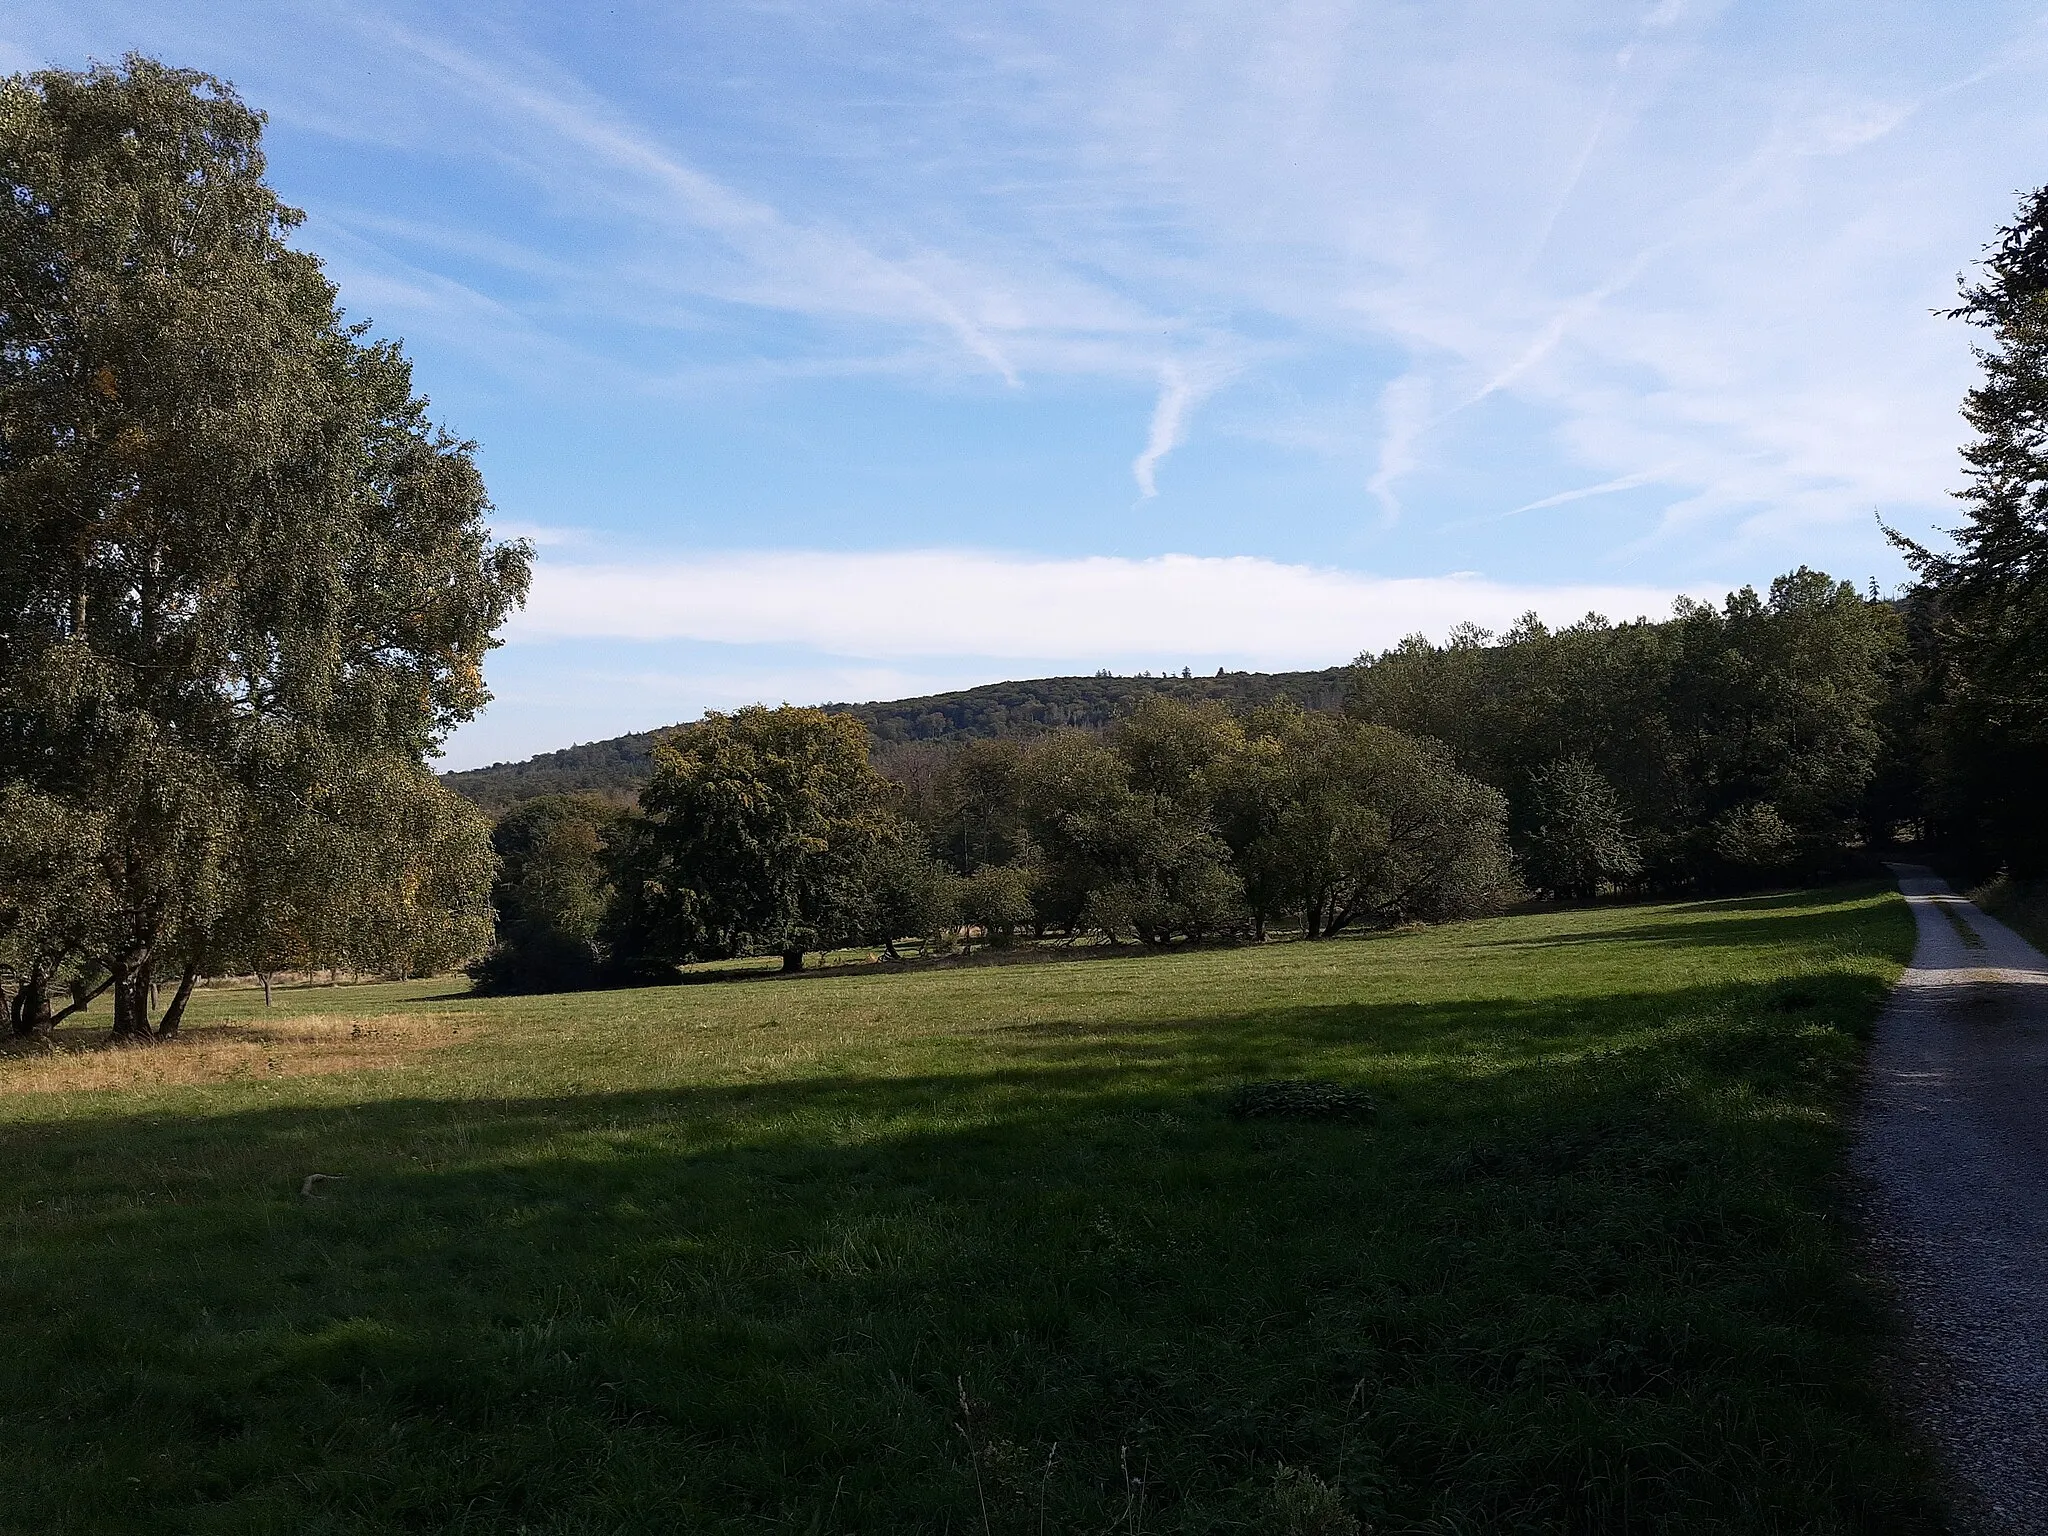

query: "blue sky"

left=9, top=2, right=2048, bottom=767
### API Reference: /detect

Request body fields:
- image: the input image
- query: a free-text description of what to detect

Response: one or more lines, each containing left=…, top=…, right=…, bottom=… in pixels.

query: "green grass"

left=0, top=885, right=1935, bottom=1533
left=1969, top=872, right=2048, bottom=955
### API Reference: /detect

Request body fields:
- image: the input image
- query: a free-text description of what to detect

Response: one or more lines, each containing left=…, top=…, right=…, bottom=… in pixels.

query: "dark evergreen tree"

left=1892, top=186, right=2048, bottom=874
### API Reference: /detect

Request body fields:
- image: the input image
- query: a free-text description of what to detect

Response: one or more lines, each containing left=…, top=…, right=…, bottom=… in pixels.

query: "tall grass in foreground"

left=0, top=885, right=1935, bottom=1533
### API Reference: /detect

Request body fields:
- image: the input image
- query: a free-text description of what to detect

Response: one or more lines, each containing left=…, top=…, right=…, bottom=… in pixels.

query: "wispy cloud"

left=1367, top=373, right=1432, bottom=525
left=1503, top=471, right=1662, bottom=518
left=15, top=0, right=2042, bottom=565
left=1132, top=362, right=1194, bottom=497
left=1132, top=358, right=1238, bottom=496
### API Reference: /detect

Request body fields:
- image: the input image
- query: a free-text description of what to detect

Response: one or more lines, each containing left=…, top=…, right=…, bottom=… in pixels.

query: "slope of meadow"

left=0, top=886, right=1935, bottom=1533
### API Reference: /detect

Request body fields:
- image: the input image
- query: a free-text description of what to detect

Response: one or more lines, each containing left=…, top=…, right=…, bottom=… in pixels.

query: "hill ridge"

left=443, top=665, right=1353, bottom=813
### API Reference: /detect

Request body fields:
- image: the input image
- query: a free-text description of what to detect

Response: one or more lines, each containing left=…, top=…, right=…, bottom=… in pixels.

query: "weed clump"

left=1268, top=1465, right=1364, bottom=1534
left=1225, top=1079, right=1376, bottom=1121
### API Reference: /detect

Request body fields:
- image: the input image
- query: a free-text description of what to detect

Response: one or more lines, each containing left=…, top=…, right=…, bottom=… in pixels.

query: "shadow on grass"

left=1491, top=886, right=1898, bottom=955
left=0, top=968, right=1934, bottom=1536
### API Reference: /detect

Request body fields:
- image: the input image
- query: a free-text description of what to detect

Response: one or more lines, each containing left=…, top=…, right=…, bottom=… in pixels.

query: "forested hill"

left=442, top=666, right=1353, bottom=813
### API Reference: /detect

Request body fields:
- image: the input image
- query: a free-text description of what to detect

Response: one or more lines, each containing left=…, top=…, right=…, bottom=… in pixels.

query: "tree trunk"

left=259, top=972, right=273, bottom=1007
left=155, top=960, right=200, bottom=1038
left=110, top=952, right=154, bottom=1039
left=781, top=948, right=806, bottom=973
left=10, top=964, right=52, bottom=1037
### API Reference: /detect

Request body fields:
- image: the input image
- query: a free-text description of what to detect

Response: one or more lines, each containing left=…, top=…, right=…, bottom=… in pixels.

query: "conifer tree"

left=1895, top=187, right=2048, bottom=872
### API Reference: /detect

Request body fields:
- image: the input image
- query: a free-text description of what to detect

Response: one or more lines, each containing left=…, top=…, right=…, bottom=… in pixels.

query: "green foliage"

left=955, top=862, right=1034, bottom=948
left=1348, top=570, right=1902, bottom=889
left=612, top=707, right=900, bottom=971
left=1267, top=1466, right=1363, bottom=1535
left=470, top=795, right=622, bottom=993
left=1892, top=186, right=2048, bottom=875
left=442, top=668, right=1354, bottom=815
left=1222, top=705, right=1517, bottom=937
left=1712, top=800, right=1801, bottom=875
left=318, top=761, right=499, bottom=981
left=1015, top=727, right=1247, bottom=944
left=894, top=699, right=1512, bottom=947
left=0, top=884, right=1939, bottom=1531
left=0, top=785, right=110, bottom=1032
left=858, top=829, right=961, bottom=956
left=1521, top=757, right=1641, bottom=900
left=0, top=57, right=528, bottom=1027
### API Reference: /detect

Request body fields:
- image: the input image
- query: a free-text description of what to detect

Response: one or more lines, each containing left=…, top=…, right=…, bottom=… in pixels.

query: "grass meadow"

left=0, top=885, right=1938, bottom=1533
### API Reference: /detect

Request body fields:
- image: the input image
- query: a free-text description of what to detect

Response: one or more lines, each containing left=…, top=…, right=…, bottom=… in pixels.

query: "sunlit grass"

left=0, top=884, right=1936, bottom=1532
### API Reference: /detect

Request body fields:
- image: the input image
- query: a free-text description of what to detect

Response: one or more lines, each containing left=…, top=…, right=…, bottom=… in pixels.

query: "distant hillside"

left=443, top=666, right=1353, bottom=814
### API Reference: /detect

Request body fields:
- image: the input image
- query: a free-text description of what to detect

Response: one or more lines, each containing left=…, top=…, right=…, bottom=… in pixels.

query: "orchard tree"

left=858, top=829, right=959, bottom=959
left=0, top=57, right=529, bottom=1033
left=1018, top=728, right=1245, bottom=944
left=1237, top=707, right=1515, bottom=937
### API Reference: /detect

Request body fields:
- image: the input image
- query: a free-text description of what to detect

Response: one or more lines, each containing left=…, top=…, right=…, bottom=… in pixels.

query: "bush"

left=470, top=795, right=621, bottom=993
left=957, top=863, right=1035, bottom=948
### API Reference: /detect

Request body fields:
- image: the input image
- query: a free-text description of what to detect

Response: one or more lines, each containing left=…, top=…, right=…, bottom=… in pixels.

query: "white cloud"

left=1367, top=373, right=1432, bottom=524
left=511, top=548, right=1698, bottom=664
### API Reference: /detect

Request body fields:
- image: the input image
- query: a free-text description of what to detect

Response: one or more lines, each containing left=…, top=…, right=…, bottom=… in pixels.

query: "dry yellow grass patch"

left=0, top=1013, right=479, bottom=1095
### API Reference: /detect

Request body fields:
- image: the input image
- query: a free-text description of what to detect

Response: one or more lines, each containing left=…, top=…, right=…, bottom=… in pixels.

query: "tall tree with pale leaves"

left=0, top=57, right=529, bottom=1033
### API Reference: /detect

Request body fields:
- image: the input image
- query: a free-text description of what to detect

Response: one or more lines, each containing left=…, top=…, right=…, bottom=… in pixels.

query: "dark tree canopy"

left=1347, top=570, right=1902, bottom=890
left=1892, top=186, right=2048, bottom=874
left=0, top=57, right=528, bottom=1033
left=470, top=794, right=621, bottom=993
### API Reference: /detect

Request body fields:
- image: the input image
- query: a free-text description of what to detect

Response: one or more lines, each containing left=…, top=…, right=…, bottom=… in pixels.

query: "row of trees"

left=1344, top=568, right=1905, bottom=893
left=0, top=59, right=526, bottom=1034
left=472, top=701, right=1520, bottom=990
left=470, top=543, right=1955, bottom=993
left=7, top=56, right=2048, bottom=1016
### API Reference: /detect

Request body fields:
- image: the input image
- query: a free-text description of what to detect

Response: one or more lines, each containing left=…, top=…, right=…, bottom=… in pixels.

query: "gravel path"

left=1857, top=865, right=2048, bottom=1533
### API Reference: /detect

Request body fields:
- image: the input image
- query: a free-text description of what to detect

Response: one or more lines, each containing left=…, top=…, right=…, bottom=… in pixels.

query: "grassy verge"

left=1967, top=873, right=2048, bottom=955
left=0, top=885, right=1933, bottom=1533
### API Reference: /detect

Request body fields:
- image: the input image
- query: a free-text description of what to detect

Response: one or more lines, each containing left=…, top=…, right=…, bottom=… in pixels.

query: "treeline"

left=478, top=516, right=2048, bottom=989
left=1346, top=568, right=1904, bottom=892
left=474, top=701, right=1517, bottom=989
left=442, top=667, right=1355, bottom=814
left=7, top=57, right=2048, bottom=1026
